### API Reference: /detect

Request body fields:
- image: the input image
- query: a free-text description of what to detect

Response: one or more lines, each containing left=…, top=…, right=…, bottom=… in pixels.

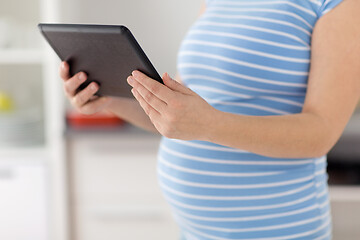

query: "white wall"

left=62, top=0, right=203, bottom=76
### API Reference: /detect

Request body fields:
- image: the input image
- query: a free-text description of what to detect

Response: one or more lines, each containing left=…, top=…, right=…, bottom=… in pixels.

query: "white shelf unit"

left=329, top=186, right=360, bottom=240
left=0, top=0, right=68, bottom=239
left=330, top=186, right=360, bottom=202
left=0, top=159, right=49, bottom=240
left=66, top=131, right=180, bottom=240
left=0, top=146, right=47, bottom=160
left=0, top=49, right=44, bottom=64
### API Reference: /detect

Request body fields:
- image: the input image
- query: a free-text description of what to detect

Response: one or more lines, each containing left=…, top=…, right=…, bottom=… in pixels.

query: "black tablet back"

left=38, top=24, right=163, bottom=98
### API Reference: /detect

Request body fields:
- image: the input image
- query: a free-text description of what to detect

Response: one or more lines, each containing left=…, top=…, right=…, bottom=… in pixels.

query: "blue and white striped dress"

left=157, top=0, right=344, bottom=239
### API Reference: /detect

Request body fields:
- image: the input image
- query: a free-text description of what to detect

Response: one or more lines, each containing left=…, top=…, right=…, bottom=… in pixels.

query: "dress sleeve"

left=317, top=0, right=344, bottom=18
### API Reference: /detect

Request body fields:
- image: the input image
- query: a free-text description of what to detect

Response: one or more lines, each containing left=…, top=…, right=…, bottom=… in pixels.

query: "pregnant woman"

left=59, top=0, right=360, bottom=239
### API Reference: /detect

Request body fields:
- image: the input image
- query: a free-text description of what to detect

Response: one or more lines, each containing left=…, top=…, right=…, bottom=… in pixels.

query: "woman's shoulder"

left=316, top=0, right=345, bottom=18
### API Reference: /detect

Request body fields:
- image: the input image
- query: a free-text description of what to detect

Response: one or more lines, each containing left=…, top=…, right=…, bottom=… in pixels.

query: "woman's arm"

left=105, top=97, right=158, bottom=133
left=127, top=0, right=360, bottom=159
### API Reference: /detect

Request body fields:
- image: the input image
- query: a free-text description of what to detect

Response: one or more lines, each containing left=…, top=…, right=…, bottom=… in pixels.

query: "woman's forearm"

left=206, top=111, right=332, bottom=159
left=106, top=97, right=159, bottom=133
left=126, top=70, right=342, bottom=159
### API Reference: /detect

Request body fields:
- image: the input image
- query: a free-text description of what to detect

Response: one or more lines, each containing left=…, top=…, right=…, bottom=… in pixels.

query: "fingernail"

left=61, top=62, right=66, bottom=69
left=127, top=76, right=134, bottom=85
left=132, top=70, right=140, bottom=78
left=79, top=73, right=86, bottom=81
left=90, top=83, right=97, bottom=91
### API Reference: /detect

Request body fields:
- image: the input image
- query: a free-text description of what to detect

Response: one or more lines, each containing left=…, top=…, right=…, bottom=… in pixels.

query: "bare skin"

left=60, top=0, right=360, bottom=159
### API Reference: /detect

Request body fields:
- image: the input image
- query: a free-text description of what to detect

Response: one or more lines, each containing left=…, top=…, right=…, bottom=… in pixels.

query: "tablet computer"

left=38, top=23, right=163, bottom=98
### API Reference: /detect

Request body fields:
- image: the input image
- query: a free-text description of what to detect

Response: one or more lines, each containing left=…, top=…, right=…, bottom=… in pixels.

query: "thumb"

left=162, top=73, right=193, bottom=95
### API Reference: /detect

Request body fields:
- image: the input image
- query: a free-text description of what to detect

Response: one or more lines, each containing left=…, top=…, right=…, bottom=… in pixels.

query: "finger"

left=80, top=97, right=112, bottom=115
left=163, top=72, right=193, bottom=95
left=64, top=72, right=88, bottom=97
left=132, top=88, right=160, bottom=120
left=128, top=76, right=166, bottom=113
left=72, top=82, right=99, bottom=108
left=130, top=70, right=172, bottom=102
left=59, top=61, right=71, bottom=81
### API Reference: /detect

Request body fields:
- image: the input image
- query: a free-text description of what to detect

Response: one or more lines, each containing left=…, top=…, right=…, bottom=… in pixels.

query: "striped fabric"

left=157, top=0, right=343, bottom=239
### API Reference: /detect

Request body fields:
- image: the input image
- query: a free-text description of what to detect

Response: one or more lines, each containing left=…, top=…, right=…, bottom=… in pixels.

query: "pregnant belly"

left=156, top=137, right=331, bottom=239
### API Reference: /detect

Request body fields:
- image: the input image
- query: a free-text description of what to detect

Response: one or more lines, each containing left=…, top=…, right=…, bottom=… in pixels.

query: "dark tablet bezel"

left=38, top=23, right=163, bottom=98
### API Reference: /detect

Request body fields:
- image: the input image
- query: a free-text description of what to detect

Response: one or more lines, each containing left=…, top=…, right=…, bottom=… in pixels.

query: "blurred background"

left=0, top=0, right=359, bottom=240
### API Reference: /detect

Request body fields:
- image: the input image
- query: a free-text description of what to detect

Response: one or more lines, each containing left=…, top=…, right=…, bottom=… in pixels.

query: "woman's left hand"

left=127, top=70, right=216, bottom=140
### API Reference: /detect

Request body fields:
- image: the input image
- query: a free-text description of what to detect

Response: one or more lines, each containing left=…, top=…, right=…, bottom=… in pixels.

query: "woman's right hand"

left=59, top=61, right=112, bottom=115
